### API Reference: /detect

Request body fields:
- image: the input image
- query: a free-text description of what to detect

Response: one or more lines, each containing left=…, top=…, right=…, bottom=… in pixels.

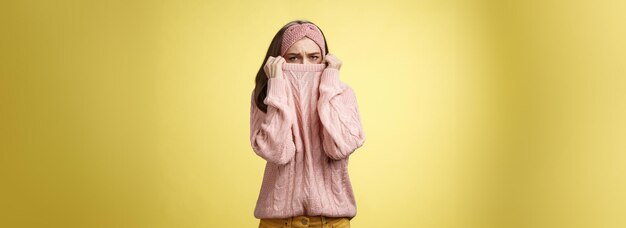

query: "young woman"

left=250, top=19, right=365, bottom=228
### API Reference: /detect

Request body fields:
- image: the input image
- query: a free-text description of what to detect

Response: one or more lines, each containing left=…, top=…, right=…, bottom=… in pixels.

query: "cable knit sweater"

left=249, top=62, right=365, bottom=219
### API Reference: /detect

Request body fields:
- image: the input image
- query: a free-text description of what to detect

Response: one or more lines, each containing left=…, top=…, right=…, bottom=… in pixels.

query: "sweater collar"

left=282, top=63, right=327, bottom=72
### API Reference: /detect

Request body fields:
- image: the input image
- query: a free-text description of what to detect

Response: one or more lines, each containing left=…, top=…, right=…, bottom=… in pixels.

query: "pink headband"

left=280, top=23, right=326, bottom=57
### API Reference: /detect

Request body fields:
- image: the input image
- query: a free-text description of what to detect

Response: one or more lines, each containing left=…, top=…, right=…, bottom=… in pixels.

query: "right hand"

left=263, top=56, right=285, bottom=79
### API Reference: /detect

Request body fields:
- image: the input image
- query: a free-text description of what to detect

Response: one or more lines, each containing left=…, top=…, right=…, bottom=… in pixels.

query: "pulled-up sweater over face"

left=249, top=62, right=366, bottom=219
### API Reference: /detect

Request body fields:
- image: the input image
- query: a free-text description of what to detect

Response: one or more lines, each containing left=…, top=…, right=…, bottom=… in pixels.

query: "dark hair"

left=253, top=19, right=330, bottom=113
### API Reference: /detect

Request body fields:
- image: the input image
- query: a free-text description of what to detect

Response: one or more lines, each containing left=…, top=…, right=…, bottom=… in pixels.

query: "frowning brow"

left=286, top=52, right=321, bottom=56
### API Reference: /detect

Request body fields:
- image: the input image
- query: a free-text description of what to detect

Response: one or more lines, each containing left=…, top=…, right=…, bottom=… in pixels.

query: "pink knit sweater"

left=249, top=62, right=365, bottom=219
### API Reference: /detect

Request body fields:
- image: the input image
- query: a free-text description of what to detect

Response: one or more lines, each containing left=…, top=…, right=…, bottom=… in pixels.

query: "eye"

left=310, top=56, right=319, bottom=60
left=288, top=57, right=298, bottom=61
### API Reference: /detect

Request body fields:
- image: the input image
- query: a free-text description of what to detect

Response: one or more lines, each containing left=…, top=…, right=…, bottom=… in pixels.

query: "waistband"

left=261, top=215, right=350, bottom=226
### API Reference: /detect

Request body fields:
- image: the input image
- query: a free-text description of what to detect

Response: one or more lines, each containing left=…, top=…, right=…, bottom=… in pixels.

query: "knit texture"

left=249, top=62, right=365, bottom=219
left=280, top=23, right=326, bottom=57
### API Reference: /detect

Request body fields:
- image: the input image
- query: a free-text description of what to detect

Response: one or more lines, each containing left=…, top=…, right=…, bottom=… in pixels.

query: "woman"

left=250, top=19, right=365, bottom=228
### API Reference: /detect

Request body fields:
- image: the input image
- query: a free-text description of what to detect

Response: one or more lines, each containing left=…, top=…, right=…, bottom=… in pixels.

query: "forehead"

left=285, top=37, right=321, bottom=54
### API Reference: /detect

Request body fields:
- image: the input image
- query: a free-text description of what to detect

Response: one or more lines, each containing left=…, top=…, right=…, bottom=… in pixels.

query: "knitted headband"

left=280, top=23, right=326, bottom=57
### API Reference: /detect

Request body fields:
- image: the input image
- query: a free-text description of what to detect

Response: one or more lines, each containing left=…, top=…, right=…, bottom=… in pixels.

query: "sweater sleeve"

left=249, top=78, right=296, bottom=165
left=317, top=68, right=366, bottom=160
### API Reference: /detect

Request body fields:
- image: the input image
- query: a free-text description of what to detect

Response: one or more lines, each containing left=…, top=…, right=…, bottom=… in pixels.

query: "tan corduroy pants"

left=259, top=215, right=351, bottom=228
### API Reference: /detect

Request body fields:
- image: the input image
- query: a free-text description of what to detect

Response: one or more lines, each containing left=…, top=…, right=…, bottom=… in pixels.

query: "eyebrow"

left=286, top=52, right=321, bottom=56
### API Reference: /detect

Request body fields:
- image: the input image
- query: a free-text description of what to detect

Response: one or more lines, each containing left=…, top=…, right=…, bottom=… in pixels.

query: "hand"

left=324, top=53, right=342, bottom=70
left=263, top=56, right=286, bottom=79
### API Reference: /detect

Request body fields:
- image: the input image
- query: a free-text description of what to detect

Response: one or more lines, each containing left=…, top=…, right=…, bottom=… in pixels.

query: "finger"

left=274, top=56, right=284, bottom=66
left=265, top=57, right=274, bottom=67
left=275, top=57, right=284, bottom=72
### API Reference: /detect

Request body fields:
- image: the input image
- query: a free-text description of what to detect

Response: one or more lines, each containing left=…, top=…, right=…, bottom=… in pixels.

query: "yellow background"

left=1, top=0, right=625, bottom=227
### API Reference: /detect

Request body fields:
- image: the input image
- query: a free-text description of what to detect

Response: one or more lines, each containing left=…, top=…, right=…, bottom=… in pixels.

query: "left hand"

left=324, top=53, right=342, bottom=70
